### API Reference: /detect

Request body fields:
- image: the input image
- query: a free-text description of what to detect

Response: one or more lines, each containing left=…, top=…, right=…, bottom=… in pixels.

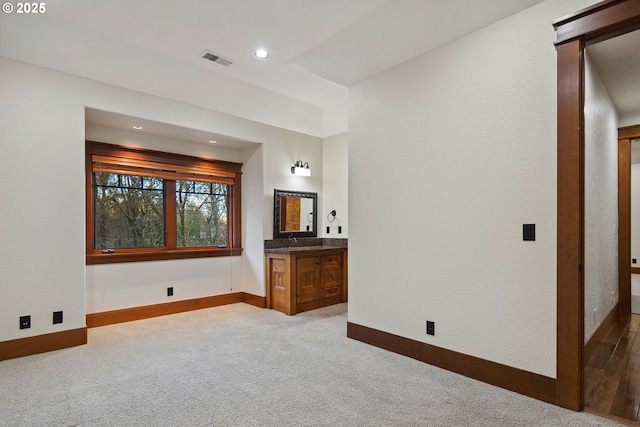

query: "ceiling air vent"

left=200, top=50, right=233, bottom=67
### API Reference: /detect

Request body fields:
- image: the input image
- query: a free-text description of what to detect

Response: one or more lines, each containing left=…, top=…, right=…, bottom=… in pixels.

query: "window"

left=176, top=180, right=228, bottom=247
left=95, top=173, right=165, bottom=249
left=86, top=141, right=242, bottom=264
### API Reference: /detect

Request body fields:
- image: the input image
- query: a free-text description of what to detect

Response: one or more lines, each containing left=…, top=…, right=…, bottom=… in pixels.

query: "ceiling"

left=587, top=30, right=640, bottom=116
left=0, top=0, right=545, bottom=139
left=587, top=29, right=640, bottom=162
left=85, top=108, right=260, bottom=150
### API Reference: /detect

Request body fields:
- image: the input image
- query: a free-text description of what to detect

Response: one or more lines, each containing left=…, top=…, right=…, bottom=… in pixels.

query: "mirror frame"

left=273, top=189, right=318, bottom=238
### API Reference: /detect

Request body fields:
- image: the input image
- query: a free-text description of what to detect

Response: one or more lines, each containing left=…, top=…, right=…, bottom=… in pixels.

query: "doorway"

left=630, top=135, right=640, bottom=314
left=627, top=133, right=640, bottom=314
left=554, top=0, right=640, bottom=412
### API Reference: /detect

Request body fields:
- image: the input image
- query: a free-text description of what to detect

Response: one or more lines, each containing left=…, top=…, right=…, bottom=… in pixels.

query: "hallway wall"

left=583, top=51, right=620, bottom=340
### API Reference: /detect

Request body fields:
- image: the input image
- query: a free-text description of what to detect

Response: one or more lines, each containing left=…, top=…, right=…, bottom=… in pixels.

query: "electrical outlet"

left=326, top=226, right=330, bottom=234
left=20, top=315, right=31, bottom=329
left=338, top=226, right=342, bottom=234
left=53, top=311, right=63, bottom=324
left=426, top=320, right=435, bottom=336
left=167, top=287, right=174, bottom=297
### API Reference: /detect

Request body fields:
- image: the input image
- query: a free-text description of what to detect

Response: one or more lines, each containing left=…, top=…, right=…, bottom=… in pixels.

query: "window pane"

left=120, top=175, right=142, bottom=189
left=143, top=177, right=163, bottom=190
left=212, top=183, right=228, bottom=195
left=176, top=180, right=228, bottom=247
left=95, top=173, right=165, bottom=249
left=191, top=181, right=210, bottom=194
left=95, top=172, right=119, bottom=186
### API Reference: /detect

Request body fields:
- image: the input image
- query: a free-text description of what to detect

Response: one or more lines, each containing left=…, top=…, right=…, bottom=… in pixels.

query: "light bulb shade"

left=291, top=161, right=311, bottom=176
left=293, top=166, right=311, bottom=176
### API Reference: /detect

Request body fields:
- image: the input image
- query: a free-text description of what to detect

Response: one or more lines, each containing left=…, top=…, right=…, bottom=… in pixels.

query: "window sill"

left=86, top=248, right=243, bottom=265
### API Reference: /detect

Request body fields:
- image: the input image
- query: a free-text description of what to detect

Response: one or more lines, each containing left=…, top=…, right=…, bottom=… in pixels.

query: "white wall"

left=1, top=58, right=86, bottom=341
left=241, top=145, right=265, bottom=297
left=583, top=51, right=619, bottom=341
left=632, top=164, right=640, bottom=268
left=299, top=198, right=314, bottom=232
left=86, top=258, right=242, bottom=313
left=0, top=56, right=322, bottom=341
left=262, top=134, right=323, bottom=240
left=348, top=0, right=594, bottom=378
left=322, top=132, right=349, bottom=238
left=621, top=111, right=640, bottom=128
left=633, top=274, right=640, bottom=314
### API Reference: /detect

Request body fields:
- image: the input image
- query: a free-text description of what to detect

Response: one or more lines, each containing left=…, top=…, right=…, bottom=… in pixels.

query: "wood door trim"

left=554, top=0, right=640, bottom=46
left=555, top=0, right=640, bottom=411
left=619, top=124, right=640, bottom=140
left=556, top=38, right=585, bottom=411
left=619, top=137, right=632, bottom=316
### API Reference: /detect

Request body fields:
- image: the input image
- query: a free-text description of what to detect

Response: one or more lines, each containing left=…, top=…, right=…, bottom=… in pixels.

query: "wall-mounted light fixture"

left=291, top=160, right=311, bottom=176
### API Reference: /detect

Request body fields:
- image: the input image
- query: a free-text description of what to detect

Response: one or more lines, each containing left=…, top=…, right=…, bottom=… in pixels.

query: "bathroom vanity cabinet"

left=265, top=247, right=347, bottom=315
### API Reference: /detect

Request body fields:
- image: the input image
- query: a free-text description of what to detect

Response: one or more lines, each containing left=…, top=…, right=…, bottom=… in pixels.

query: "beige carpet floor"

left=0, top=303, right=624, bottom=426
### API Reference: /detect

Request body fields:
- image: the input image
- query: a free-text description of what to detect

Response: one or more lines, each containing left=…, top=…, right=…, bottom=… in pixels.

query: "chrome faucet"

left=288, top=235, right=297, bottom=247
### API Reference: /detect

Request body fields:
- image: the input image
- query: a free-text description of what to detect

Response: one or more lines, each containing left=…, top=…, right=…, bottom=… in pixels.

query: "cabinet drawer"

left=322, top=254, right=342, bottom=266
left=321, top=286, right=341, bottom=298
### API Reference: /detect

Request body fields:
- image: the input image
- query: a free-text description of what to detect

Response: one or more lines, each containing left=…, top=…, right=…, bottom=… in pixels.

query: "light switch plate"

left=523, top=224, right=535, bottom=241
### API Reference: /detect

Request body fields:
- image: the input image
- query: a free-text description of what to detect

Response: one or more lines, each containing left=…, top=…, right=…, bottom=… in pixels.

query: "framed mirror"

left=273, top=189, right=318, bottom=238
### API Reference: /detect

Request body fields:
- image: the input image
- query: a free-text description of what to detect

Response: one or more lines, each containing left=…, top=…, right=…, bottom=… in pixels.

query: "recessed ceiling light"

left=209, top=140, right=217, bottom=144
left=253, top=49, right=269, bottom=59
left=132, top=125, right=143, bottom=130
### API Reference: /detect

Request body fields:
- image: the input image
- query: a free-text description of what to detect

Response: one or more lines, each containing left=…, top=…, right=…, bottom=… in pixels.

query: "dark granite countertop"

left=264, top=238, right=347, bottom=254
left=264, top=245, right=347, bottom=254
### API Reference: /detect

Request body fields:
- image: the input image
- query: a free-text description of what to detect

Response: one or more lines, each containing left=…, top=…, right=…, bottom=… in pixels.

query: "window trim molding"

left=86, top=141, right=242, bottom=265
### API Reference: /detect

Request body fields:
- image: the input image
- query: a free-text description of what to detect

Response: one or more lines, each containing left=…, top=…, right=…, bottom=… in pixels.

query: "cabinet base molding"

left=87, top=292, right=266, bottom=328
left=347, top=322, right=556, bottom=405
left=0, top=328, right=87, bottom=361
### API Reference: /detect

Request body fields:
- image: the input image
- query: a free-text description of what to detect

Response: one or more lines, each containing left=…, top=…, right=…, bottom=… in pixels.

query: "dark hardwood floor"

left=585, top=314, right=640, bottom=425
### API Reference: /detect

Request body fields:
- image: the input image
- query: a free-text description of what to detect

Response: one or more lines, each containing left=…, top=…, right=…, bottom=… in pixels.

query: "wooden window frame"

left=86, top=141, right=242, bottom=265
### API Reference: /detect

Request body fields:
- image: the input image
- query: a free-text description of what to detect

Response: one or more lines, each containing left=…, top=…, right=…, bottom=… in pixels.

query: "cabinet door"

left=297, top=256, right=320, bottom=303
left=321, top=254, right=342, bottom=289
left=269, top=258, right=288, bottom=313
